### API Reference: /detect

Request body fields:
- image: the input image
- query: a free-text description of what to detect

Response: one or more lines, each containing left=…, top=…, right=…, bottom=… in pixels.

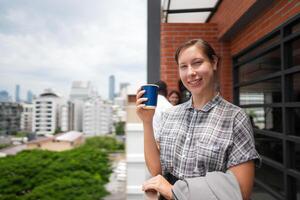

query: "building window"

left=233, top=14, right=300, bottom=200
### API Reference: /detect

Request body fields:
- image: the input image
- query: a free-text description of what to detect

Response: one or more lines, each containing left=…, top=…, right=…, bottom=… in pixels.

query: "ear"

left=212, top=55, right=218, bottom=71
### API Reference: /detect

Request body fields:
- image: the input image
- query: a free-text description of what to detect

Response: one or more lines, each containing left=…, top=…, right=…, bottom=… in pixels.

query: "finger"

left=136, top=90, right=145, bottom=100
left=143, top=183, right=158, bottom=192
left=136, top=98, right=148, bottom=106
left=136, top=104, right=146, bottom=110
left=136, top=86, right=142, bottom=94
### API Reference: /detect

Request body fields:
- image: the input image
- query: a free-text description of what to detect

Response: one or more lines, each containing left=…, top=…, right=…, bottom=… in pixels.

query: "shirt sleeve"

left=226, top=109, right=261, bottom=169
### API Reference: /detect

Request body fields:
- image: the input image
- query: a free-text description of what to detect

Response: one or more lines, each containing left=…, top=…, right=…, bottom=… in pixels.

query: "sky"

left=0, top=0, right=147, bottom=100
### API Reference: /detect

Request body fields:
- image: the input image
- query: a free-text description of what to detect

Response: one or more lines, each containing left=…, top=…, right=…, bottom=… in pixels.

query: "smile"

left=188, top=78, right=202, bottom=87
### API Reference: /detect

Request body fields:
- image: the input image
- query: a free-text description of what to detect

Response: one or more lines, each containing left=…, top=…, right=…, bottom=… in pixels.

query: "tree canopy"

left=0, top=136, right=124, bottom=200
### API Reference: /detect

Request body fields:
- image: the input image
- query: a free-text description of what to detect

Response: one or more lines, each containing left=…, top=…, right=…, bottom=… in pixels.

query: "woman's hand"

left=142, top=175, right=173, bottom=200
left=136, top=87, right=155, bottom=123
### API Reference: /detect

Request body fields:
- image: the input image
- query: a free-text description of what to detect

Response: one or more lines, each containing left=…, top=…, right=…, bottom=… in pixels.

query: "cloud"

left=0, top=0, right=147, bottom=99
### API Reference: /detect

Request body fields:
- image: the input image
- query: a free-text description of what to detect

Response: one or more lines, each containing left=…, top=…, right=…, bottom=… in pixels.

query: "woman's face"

left=168, top=93, right=180, bottom=106
left=178, top=45, right=216, bottom=97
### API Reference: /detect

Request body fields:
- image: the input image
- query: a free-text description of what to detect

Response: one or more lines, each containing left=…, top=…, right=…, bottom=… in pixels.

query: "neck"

left=192, top=89, right=217, bottom=110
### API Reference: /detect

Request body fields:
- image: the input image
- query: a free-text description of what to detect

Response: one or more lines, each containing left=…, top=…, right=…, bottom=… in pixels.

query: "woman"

left=136, top=39, right=260, bottom=200
left=168, top=90, right=181, bottom=106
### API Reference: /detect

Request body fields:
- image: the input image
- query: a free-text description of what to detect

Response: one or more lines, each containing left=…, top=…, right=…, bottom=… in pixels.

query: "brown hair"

left=175, top=38, right=218, bottom=65
left=168, top=90, right=181, bottom=99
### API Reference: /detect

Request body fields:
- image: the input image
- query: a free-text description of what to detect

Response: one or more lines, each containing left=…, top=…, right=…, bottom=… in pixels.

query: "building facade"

left=32, top=89, right=63, bottom=135
left=109, top=75, right=115, bottom=101
left=26, top=90, right=33, bottom=104
left=148, top=0, right=300, bottom=199
left=0, top=102, right=22, bottom=136
left=83, top=98, right=113, bottom=136
left=15, top=84, right=20, bottom=103
left=69, top=81, right=93, bottom=131
left=20, top=103, right=33, bottom=132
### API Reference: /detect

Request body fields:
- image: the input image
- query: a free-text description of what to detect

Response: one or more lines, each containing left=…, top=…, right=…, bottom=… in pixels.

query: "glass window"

left=251, top=184, right=278, bottom=200
left=238, top=48, right=281, bottom=83
left=255, top=133, right=283, bottom=163
left=289, top=176, right=300, bottom=200
left=289, top=142, right=300, bottom=172
left=292, top=20, right=300, bottom=34
left=237, top=34, right=280, bottom=64
left=286, top=72, right=300, bottom=102
left=286, top=108, right=300, bottom=137
left=244, top=107, right=282, bottom=133
left=255, top=163, right=284, bottom=196
left=239, top=78, right=282, bottom=105
left=288, top=37, right=300, bottom=68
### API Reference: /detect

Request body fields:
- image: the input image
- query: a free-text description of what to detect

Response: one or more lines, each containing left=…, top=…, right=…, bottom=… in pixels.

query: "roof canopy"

left=161, top=0, right=221, bottom=23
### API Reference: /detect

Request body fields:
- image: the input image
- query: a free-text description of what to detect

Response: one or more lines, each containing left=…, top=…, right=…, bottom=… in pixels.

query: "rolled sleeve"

left=227, top=110, right=261, bottom=169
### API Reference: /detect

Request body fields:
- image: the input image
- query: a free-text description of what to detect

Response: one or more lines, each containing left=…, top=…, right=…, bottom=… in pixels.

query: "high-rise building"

left=32, top=89, right=64, bottom=135
left=0, top=102, right=22, bottom=136
left=83, top=97, right=113, bottom=136
left=109, top=75, right=115, bottom=101
left=15, top=85, right=20, bottom=103
left=0, top=90, right=11, bottom=102
left=69, top=81, right=93, bottom=131
left=27, top=90, right=33, bottom=103
left=20, top=103, right=34, bottom=132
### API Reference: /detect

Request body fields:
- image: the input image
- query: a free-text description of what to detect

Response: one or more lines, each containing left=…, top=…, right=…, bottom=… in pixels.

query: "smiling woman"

left=136, top=38, right=261, bottom=200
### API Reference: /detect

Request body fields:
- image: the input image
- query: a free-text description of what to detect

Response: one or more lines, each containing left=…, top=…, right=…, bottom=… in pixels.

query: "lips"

left=188, top=78, right=202, bottom=87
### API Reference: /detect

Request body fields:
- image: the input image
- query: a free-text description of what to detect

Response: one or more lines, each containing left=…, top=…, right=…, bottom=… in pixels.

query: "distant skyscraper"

left=0, top=90, right=11, bottom=102
left=15, top=84, right=20, bottom=103
left=109, top=75, right=115, bottom=101
left=27, top=90, right=33, bottom=103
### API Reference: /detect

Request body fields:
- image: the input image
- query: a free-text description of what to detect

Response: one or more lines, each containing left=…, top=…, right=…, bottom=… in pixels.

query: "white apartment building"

left=69, top=81, right=94, bottom=131
left=20, top=103, right=34, bottom=132
left=83, top=98, right=113, bottom=136
left=32, top=89, right=64, bottom=135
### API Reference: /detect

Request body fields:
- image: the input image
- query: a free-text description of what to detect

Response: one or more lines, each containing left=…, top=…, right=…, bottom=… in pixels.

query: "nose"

left=187, top=66, right=196, bottom=76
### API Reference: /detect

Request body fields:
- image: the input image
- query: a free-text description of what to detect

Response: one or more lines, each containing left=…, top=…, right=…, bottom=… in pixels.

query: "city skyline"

left=0, top=0, right=147, bottom=100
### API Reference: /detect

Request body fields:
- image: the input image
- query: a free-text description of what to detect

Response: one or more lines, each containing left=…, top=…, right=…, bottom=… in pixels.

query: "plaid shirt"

left=157, top=94, right=260, bottom=179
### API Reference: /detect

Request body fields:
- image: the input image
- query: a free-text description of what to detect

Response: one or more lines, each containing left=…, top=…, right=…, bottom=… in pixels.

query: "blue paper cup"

left=141, top=84, right=158, bottom=109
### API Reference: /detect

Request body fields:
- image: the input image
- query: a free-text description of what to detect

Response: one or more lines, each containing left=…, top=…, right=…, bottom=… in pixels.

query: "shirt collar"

left=183, top=93, right=221, bottom=112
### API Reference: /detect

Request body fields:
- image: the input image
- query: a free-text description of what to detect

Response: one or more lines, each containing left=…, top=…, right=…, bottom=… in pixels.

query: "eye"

left=191, top=60, right=203, bottom=68
left=179, top=64, right=187, bottom=69
left=192, top=61, right=202, bottom=65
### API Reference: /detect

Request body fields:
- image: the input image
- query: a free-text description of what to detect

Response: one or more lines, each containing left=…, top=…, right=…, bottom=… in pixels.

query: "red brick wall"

left=231, top=0, right=300, bottom=55
left=210, top=0, right=300, bottom=55
left=209, top=0, right=256, bottom=40
left=161, top=23, right=233, bottom=101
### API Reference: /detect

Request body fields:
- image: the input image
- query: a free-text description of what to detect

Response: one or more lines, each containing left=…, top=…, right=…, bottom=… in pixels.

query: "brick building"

left=148, top=0, right=300, bottom=199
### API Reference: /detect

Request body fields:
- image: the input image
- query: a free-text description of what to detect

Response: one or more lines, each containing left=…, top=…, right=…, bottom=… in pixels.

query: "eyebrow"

left=191, top=58, right=204, bottom=62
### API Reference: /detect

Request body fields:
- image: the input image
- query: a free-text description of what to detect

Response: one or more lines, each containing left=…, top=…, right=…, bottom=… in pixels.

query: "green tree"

left=114, top=122, right=125, bottom=136
left=0, top=136, right=123, bottom=200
